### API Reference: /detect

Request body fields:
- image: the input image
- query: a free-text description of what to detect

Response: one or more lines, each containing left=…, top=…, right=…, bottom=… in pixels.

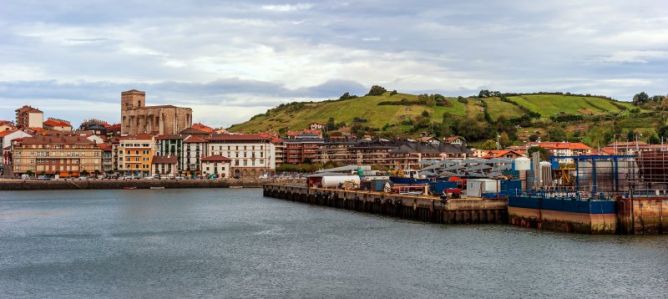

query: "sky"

left=1, top=0, right=667, bottom=128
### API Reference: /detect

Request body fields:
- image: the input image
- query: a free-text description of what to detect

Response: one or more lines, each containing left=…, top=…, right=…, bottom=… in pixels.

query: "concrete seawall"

left=263, top=184, right=508, bottom=224
left=0, top=179, right=248, bottom=190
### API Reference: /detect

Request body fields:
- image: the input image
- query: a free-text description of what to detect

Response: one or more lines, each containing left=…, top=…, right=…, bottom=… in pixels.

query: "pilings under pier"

left=263, top=184, right=508, bottom=225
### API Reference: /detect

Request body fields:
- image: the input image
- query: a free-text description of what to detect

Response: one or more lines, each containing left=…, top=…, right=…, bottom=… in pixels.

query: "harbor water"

left=0, top=189, right=666, bottom=298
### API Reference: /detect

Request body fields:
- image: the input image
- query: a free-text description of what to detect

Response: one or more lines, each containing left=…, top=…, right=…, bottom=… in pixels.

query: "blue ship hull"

left=509, top=196, right=616, bottom=214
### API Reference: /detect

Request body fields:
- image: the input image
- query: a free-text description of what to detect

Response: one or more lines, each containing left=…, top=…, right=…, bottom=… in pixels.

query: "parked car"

left=37, top=175, right=50, bottom=180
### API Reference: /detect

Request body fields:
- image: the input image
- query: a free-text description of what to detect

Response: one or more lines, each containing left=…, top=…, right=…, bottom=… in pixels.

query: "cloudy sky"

left=1, top=0, right=667, bottom=128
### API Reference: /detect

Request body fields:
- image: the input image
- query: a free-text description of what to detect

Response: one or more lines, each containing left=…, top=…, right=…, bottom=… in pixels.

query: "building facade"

left=15, top=106, right=44, bottom=129
left=12, top=135, right=102, bottom=177
left=43, top=118, right=73, bottom=132
left=120, top=89, right=193, bottom=135
left=207, top=134, right=275, bottom=178
left=201, top=155, right=231, bottom=178
left=116, top=134, right=155, bottom=176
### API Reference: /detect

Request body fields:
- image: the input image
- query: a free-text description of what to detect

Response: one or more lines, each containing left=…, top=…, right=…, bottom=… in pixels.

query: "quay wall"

left=0, top=179, right=259, bottom=190
left=618, top=197, right=668, bottom=234
left=508, top=196, right=617, bottom=234
left=263, top=184, right=508, bottom=225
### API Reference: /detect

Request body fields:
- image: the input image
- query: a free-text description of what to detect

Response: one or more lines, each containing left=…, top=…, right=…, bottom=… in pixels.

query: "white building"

left=201, top=155, right=231, bottom=179
left=183, top=135, right=208, bottom=175
left=207, top=134, right=275, bottom=178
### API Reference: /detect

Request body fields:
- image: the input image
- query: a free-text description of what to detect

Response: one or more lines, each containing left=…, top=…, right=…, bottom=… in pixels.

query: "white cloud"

left=603, top=50, right=668, bottom=63
left=261, top=3, right=313, bottom=12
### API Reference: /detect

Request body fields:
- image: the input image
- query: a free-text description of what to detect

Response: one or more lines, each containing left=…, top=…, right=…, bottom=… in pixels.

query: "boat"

left=229, top=186, right=243, bottom=189
left=122, top=186, right=137, bottom=190
left=150, top=186, right=165, bottom=190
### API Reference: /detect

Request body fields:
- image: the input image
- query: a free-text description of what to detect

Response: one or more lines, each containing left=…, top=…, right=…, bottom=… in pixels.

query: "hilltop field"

left=229, top=90, right=666, bottom=148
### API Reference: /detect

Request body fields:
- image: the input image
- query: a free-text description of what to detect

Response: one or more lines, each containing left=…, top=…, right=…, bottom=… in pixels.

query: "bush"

left=367, top=85, right=387, bottom=96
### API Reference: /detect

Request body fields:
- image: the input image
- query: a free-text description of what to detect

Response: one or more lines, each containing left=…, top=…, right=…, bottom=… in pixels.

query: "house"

left=0, top=120, right=15, bottom=132
left=43, top=118, right=73, bottom=132
left=207, top=134, right=276, bottom=178
left=152, top=155, right=178, bottom=177
left=481, top=149, right=524, bottom=159
left=0, top=130, right=32, bottom=175
left=201, top=155, right=231, bottom=179
left=443, top=136, right=466, bottom=146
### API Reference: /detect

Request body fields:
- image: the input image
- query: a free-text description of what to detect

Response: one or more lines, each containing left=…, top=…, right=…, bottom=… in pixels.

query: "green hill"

left=230, top=92, right=635, bottom=130
left=227, top=91, right=665, bottom=147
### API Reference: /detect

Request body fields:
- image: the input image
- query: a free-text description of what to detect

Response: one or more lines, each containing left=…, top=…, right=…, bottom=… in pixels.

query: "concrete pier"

left=263, top=184, right=507, bottom=224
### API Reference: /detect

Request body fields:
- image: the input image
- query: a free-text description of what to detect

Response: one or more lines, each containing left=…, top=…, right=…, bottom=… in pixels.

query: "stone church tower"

left=120, top=89, right=192, bottom=136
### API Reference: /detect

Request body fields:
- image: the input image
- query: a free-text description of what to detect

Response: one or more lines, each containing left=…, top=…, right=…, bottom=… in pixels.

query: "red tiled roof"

left=0, top=130, right=18, bottom=137
left=97, top=143, right=113, bottom=151
left=528, top=142, right=591, bottom=150
left=152, top=155, right=178, bottom=164
left=191, top=123, right=214, bottom=133
left=43, top=118, right=72, bottom=127
left=15, top=135, right=96, bottom=146
left=184, top=135, right=207, bottom=143
left=287, top=129, right=321, bottom=137
left=118, top=133, right=153, bottom=140
left=155, top=134, right=183, bottom=140
left=201, top=155, right=231, bottom=162
left=208, top=133, right=271, bottom=142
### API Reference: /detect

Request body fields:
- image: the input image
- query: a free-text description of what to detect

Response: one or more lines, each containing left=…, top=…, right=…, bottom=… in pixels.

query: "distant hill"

left=226, top=90, right=668, bottom=147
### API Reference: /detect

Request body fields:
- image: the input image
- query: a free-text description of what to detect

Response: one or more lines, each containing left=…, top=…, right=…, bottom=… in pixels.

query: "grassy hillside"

left=229, top=93, right=638, bottom=133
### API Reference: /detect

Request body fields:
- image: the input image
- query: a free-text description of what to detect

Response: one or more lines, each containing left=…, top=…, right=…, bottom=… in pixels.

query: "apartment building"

left=11, top=135, right=102, bottom=177
left=116, top=134, right=154, bottom=176
left=207, top=134, right=275, bottom=178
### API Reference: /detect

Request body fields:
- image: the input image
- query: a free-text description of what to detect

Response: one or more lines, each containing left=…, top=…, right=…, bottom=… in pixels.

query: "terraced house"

left=11, top=135, right=102, bottom=178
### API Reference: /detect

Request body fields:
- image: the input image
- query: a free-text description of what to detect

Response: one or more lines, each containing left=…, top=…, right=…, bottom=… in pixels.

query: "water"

left=0, top=189, right=666, bottom=298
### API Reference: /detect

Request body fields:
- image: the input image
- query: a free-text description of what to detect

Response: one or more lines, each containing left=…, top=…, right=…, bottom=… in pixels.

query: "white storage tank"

left=321, top=175, right=361, bottom=188
left=466, top=179, right=500, bottom=197
left=514, top=157, right=531, bottom=171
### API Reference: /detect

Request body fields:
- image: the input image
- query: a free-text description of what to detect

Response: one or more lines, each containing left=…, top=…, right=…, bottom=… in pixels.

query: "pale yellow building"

left=12, top=135, right=102, bottom=177
left=116, top=134, right=155, bottom=176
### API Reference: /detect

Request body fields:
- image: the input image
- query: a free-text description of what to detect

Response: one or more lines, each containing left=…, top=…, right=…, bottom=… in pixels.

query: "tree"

left=338, top=92, right=356, bottom=100
left=626, top=130, right=636, bottom=142
left=632, top=92, right=650, bottom=106
left=326, top=117, right=336, bottom=131
left=547, top=127, right=567, bottom=142
left=421, top=110, right=430, bottom=117
left=528, top=134, right=540, bottom=142
left=648, top=134, right=661, bottom=144
left=499, top=132, right=511, bottom=148
left=366, top=85, right=387, bottom=96
left=658, top=125, right=668, bottom=140
left=479, top=139, right=498, bottom=150
left=527, top=146, right=550, bottom=161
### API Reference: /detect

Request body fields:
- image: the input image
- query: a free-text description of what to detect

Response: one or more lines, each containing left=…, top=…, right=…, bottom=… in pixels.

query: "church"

left=120, top=90, right=192, bottom=136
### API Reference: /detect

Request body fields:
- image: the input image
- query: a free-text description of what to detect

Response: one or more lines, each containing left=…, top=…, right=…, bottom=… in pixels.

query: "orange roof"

left=482, top=150, right=524, bottom=159
left=118, top=133, right=153, bottom=140
left=528, top=142, right=591, bottom=150
left=202, top=155, right=231, bottom=162
left=184, top=135, right=208, bottom=143
left=287, top=129, right=321, bottom=137
left=191, top=123, right=215, bottom=133
left=43, top=118, right=72, bottom=127
left=97, top=143, right=113, bottom=151
left=0, top=129, right=18, bottom=137
left=209, top=133, right=271, bottom=142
